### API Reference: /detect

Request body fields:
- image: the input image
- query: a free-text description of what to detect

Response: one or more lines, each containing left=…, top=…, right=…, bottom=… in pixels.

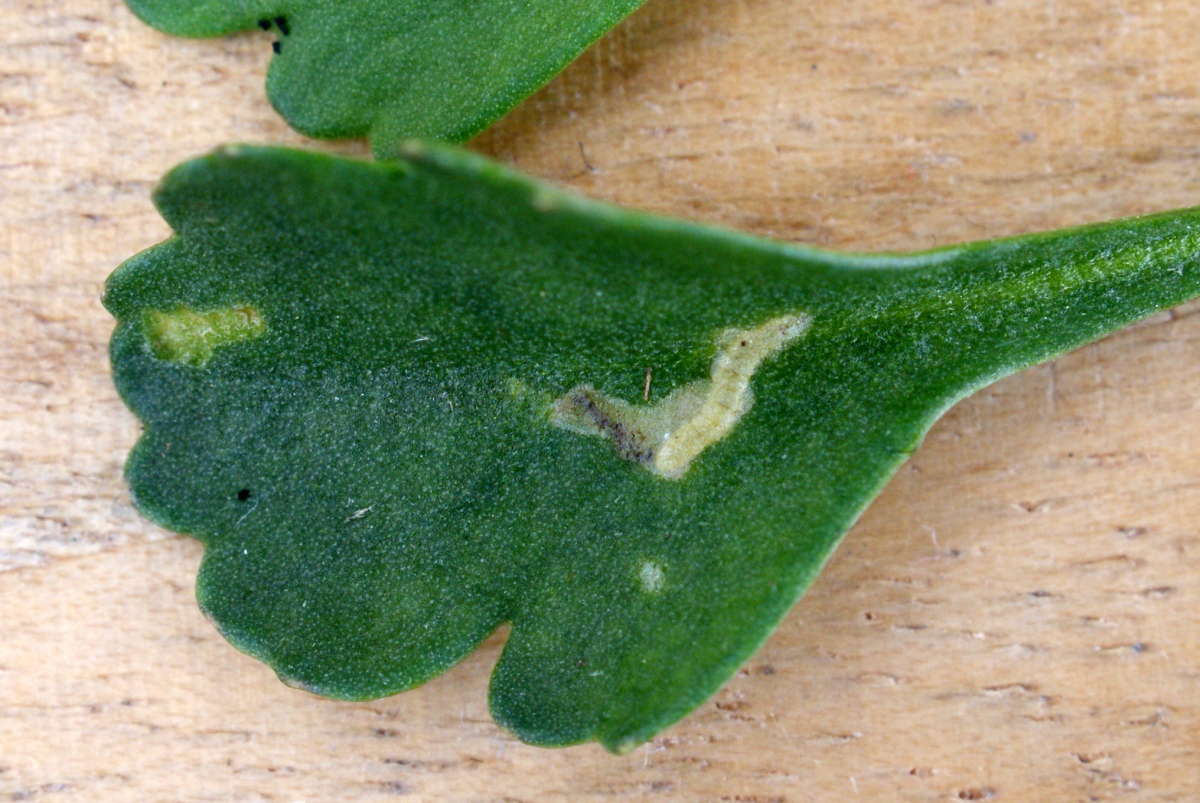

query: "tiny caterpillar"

left=552, top=313, right=811, bottom=479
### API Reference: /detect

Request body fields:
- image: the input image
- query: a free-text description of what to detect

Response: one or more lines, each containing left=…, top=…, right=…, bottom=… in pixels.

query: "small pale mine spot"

left=142, top=305, right=265, bottom=367
left=639, top=561, right=665, bottom=593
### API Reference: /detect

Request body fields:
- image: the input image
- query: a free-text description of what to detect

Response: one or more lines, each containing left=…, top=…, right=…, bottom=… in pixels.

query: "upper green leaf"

left=124, top=0, right=645, bottom=150
left=104, top=143, right=1200, bottom=751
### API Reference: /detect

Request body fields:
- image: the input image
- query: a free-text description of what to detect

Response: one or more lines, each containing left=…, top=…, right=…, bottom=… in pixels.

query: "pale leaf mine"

left=552, top=314, right=811, bottom=479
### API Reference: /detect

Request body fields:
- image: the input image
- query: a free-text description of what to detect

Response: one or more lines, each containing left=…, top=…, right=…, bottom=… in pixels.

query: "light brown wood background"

left=3, top=0, right=1199, bottom=799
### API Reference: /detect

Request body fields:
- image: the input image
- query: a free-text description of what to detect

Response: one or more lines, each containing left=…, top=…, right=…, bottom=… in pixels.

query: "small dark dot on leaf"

left=272, top=41, right=282, bottom=54
left=274, top=16, right=290, bottom=35
left=257, top=18, right=271, bottom=30
left=237, top=488, right=251, bottom=501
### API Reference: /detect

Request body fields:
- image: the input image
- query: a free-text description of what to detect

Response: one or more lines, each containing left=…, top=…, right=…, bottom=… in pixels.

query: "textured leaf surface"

left=104, top=144, right=1200, bottom=750
left=124, top=0, right=644, bottom=150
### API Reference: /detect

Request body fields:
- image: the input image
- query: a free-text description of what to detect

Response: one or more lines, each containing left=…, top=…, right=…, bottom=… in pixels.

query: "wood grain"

left=3, top=0, right=1199, bottom=799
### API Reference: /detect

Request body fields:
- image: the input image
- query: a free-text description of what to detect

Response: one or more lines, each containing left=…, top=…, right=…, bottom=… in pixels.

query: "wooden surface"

left=3, top=0, right=1199, bottom=799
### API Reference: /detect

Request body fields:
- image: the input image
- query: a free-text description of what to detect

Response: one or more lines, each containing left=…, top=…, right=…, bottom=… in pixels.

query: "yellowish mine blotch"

left=552, top=313, right=811, bottom=479
left=143, top=305, right=266, bottom=367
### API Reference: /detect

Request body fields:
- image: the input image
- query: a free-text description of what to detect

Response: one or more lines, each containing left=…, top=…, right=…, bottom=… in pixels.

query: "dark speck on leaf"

left=272, top=41, right=282, bottom=54
left=237, top=488, right=251, bottom=502
left=274, top=16, right=291, bottom=35
left=257, top=19, right=271, bottom=30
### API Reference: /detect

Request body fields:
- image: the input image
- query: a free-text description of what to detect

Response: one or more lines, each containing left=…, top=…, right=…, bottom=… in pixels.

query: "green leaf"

left=104, top=143, right=1200, bottom=751
left=123, top=0, right=645, bottom=149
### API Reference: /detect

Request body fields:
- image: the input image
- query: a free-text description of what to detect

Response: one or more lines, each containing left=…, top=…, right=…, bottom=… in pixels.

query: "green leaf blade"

left=105, top=144, right=1200, bottom=750
left=125, top=0, right=646, bottom=147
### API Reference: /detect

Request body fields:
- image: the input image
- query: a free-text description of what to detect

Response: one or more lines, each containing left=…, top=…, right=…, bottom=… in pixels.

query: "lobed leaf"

left=124, top=0, right=645, bottom=150
left=105, top=143, right=1200, bottom=750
